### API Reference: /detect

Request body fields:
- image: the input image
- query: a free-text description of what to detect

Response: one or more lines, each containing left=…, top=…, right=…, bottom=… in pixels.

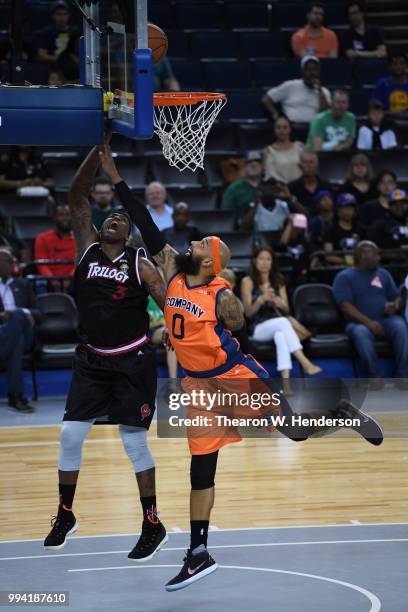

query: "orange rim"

left=154, top=92, right=226, bottom=107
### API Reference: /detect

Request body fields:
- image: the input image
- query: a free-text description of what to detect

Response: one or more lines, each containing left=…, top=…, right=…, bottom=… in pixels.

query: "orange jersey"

left=164, top=272, right=241, bottom=376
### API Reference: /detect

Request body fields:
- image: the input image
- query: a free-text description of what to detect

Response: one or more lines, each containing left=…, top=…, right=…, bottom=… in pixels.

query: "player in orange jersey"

left=99, top=144, right=383, bottom=592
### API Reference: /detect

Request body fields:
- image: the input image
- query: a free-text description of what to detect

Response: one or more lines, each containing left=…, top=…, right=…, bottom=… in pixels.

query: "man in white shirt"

left=0, top=249, right=41, bottom=412
left=145, top=181, right=173, bottom=231
left=262, top=56, right=331, bottom=124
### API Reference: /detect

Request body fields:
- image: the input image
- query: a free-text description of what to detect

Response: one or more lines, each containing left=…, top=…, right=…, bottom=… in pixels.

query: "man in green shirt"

left=307, top=90, right=356, bottom=151
left=221, top=151, right=264, bottom=213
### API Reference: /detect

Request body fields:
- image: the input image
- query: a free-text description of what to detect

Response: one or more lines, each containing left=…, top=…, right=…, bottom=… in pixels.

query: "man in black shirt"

left=368, top=189, right=408, bottom=251
left=323, top=192, right=365, bottom=265
left=37, top=0, right=77, bottom=64
left=288, top=150, right=331, bottom=213
left=341, top=1, right=386, bottom=60
left=161, top=202, right=202, bottom=253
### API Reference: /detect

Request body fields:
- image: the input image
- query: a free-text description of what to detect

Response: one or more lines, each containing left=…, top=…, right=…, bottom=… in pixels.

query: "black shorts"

left=64, top=344, right=157, bottom=428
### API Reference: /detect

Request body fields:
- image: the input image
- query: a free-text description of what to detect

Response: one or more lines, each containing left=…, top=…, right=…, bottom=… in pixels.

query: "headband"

left=211, top=236, right=222, bottom=274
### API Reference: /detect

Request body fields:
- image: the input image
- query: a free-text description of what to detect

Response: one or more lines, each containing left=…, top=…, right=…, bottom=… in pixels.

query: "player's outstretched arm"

left=69, top=146, right=99, bottom=260
left=138, top=257, right=166, bottom=311
left=216, top=289, right=245, bottom=331
left=98, top=144, right=178, bottom=280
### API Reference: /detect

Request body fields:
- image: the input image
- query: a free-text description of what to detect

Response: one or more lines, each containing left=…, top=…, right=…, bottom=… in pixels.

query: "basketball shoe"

left=165, top=546, right=218, bottom=591
left=128, top=519, right=168, bottom=561
left=44, top=504, right=78, bottom=549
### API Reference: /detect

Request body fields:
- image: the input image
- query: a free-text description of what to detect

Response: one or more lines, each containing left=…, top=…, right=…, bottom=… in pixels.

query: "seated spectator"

left=0, top=146, right=53, bottom=192
left=147, top=292, right=178, bottom=379
left=91, top=178, right=121, bottom=230
left=34, top=204, right=76, bottom=291
left=403, top=274, right=408, bottom=324
left=291, top=2, right=338, bottom=59
left=309, top=190, right=334, bottom=252
left=333, top=240, right=408, bottom=388
left=0, top=248, right=42, bottom=412
left=278, top=213, right=310, bottom=281
left=263, top=116, right=304, bottom=184
left=154, top=58, right=180, bottom=92
left=368, top=189, right=408, bottom=251
left=36, top=0, right=76, bottom=65
left=161, top=202, right=201, bottom=253
left=241, top=182, right=289, bottom=233
left=323, top=193, right=365, bottom=266
left=357, top=99, right=398, bottom=151
left=262, top=55, right=331, bottom=124
left=372, top=53, right=408, bottom=117
left=358, top=170, right=397, bottom=227
left=341, top=153, right=377, bottom=205
left=145, top=182, right=173, bottom=231
left=221, top=151, right=263, bottom=213
left=288, top=150, right=331, bottom=212
left=0, top=211, right=29, bottom=262
left=48, top=68, right=65, bottom=87
left=241, top=247, right=321, bottom=390
left=307, top=90, right=356, bottom=151
left=56, top=30, right=80, bottom=82
left=341, top=1, right=386, bottom=60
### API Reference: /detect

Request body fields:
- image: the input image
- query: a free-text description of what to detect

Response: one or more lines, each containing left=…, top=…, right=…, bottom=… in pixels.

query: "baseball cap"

left=336, top=193, right=357, bottom=207
left=300, top=55, right=320, bottom=69
left=245, top=150, right=263, bottom=163
left=292, top=213, right=308, bottom=229
left=388, top=189, right=408, bottom=203
left=51, top=1, right=69, bottom=13
left=313, top=189, right=332, bottom=204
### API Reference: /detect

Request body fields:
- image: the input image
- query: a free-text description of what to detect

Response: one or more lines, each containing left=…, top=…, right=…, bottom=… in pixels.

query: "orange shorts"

left=182, top=358, right=279, bottom=455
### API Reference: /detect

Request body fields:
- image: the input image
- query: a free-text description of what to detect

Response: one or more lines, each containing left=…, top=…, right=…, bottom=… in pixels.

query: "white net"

left=153, top=95, right=227, bottom=172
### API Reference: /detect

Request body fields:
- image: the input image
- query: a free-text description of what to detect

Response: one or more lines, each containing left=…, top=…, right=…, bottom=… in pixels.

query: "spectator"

left=341, top=153, right=377, bottom=205
left=241, top=247, right=321, bottom=391
left=145, top=181, right=173, bottom=231
left=240, top=182, right=289, bottom=233
left=221, top=151, right=263, bottom=213
left=306, top=90, right=356, bottom=152
left=403, top=274, right=408, bottom=324
left=147, top=292, right=178, bottom=379
left=358, top=170, right=397, bottom=227
left=57, top=30, right=80, bottom=82
left=341, top=1, right=386, bottom=60
left=333, top=240, right=408, bottom=388
left=37, top=0, right=76, bottom=64
left=356, top=99, right=398, bottom=151
left=0, top=248, right=41, bottom=412
left=34, top=204, right=76, bottom=291
left=161, top=202, right=202, bottom=253
left=368, top=189, right=408, bottom=251
left=278, top=213, right=310, bottom=281
left=263, top=116, right=304, bottom=184
left=288, top=150, right=331, bottom=211
left=48, top=69, right=65, bottom=87
left=323, top=193, right=365, bottom=266
left=91, top=178, right=121, bottom=230
left=309, top=190, right=334, bottom=252
left=0, top=146, right=53, bottom=192
left=0, top=211, right=29, bottom=262
left=154, top=58, right=180, bottom=92
left=291, top=2, right=338, bottom=59
left=262, top=56, right=331, bottom=124
left=372, top=53, right=408, bottom=117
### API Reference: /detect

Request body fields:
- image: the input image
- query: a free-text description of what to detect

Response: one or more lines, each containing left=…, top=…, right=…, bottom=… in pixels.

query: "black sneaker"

left=44, top=505, right=78, bottom=550
left=8, top=394, right=35, bottom=413
left=165, top=547, right=218, bottom=592
left=336, top=399, right=383, bottom=446
left=128, top=520, right=168, bottom=561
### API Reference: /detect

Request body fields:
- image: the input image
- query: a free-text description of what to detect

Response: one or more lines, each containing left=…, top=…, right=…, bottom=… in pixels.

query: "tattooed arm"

left=68, top=147, right=99, bottom=261
left=138, top=257, right=167, bottom=311
left=216, top=288, right=245, bottom=331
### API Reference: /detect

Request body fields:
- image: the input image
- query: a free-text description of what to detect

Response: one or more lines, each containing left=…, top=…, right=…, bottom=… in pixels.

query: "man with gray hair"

left=288, top=150, right=331, bottom=211
left=145, top=181, right=173, bottom=231
left=262, top=55, right=331, bottom=124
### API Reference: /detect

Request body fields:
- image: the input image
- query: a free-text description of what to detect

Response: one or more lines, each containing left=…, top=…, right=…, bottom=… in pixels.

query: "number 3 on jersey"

left=172, top=313, right=185, bottom=339
left=112, top=285, right=128, bottom=301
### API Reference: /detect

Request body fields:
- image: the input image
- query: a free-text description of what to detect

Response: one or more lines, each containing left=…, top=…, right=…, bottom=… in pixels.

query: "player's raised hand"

left=98, top=145, right=122, bottom=183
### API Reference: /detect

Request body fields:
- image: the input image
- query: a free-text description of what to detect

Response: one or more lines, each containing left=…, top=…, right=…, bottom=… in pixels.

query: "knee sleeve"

left=119, top=425, right=155, bottom=473
left=190, top=451, right=219, bottom=490
left=59, top=420, right=94, bottom=471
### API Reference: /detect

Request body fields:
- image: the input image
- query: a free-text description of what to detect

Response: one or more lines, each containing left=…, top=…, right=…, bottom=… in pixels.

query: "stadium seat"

left=42, top=153, right=81, bottom=190
left=111, top=155, right=148, bottom=189
left=167, top=188, right=218, bottom=210
left=318, top=152, right=351, bottom=184
left=237, top=123, right=275, bottom=151
left=205, top=155, right=226, bottom=188
left=320, top=58, right=353, bottom=87
left=238, top=31, right=286, bottom=59
left=218, top=231, right=254, bottom=268
left=14, top=216, right=53, bottom=241
left=150, top=157, right=205, bottom=188
left=253, top=59, right=299, bottom=88
left=174, top=3, right=223, bottom=30
left=190, top=31, right=238, bottom=59
left=167, top=30, right=189, bottom=59
left=272, top=2, right=345, bottom=29
left=205, top=122, right=239, bottom=154
left=203, top=60, right=252, bottom=90
left=149, top=1, right=174, bottom=31
left=349, top=87, right=371, bottom=116
left=191, top=210, right=236, bottom=233
left=369, top=149, right=408, bottom=182
left=219, top=89, right=266, bottom=121
left=224, top=2, right=271, bottom=29
left=35, top=293, right=79, bottom=370
left=170, top=59, right=204, bottom=89
left=354, top=59, right=388, bottom=87
left=0, top=196, right=49, bottom=218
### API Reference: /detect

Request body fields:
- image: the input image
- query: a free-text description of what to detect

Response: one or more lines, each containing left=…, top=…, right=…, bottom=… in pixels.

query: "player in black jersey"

left=44, top=145, right=167, bottom=561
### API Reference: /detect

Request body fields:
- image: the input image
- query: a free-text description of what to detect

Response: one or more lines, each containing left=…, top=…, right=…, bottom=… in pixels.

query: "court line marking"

left=1, top=538, right=407, bottom=562
left=1, top=522, right=407, bottom=544
left=66, top=563, right=381, bottom=611
left=351, top=520, right=362, bottom=525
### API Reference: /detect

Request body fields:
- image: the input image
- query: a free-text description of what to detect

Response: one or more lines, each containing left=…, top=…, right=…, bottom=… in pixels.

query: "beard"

left=175, top=250, right=201, bottom=275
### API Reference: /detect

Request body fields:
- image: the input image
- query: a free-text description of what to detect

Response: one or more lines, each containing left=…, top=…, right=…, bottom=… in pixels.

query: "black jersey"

left=74, top=242, right=149, bottom=349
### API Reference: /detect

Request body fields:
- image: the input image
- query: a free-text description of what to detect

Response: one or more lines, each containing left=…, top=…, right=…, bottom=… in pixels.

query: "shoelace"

left=136, top=524, right=162, bottom=550
left=50, top=512, right=72, bottom=534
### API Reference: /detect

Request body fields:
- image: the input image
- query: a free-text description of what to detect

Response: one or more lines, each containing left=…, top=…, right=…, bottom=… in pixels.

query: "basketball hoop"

left=153, top=92, right=227, bottom=172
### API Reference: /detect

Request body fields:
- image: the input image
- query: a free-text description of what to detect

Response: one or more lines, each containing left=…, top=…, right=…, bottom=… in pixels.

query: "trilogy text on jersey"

left=86, top=262, right=129, bottom=284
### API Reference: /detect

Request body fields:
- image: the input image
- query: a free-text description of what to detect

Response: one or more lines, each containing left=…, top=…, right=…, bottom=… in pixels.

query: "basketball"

left=148, top=22, right=168, bottom=64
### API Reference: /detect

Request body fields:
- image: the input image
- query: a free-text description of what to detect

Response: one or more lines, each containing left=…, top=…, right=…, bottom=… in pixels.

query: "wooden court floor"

left=1, top=413, right=407, bottom=540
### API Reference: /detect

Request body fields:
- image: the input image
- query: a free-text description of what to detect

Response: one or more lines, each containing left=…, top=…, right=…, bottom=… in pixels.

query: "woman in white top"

left=263, top=116, right=304, bottom=184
